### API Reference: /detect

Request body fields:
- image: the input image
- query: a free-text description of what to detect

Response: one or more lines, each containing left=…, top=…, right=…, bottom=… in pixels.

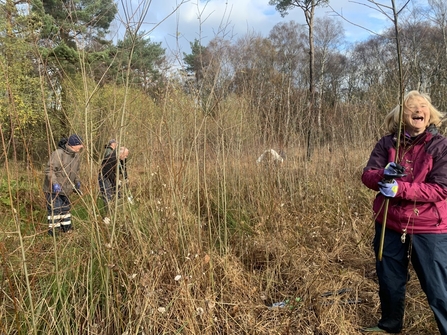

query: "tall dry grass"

left=0, top=89, right=439, bottom=335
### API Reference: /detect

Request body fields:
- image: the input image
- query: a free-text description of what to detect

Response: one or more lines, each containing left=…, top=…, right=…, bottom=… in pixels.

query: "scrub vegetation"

left=0, top=95, right=441, bottom=334
left=1, top=0, right=447, bottom=333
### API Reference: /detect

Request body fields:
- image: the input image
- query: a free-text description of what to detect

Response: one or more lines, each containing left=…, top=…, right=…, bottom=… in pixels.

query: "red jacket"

left=362, top=126, right=447, bottom=234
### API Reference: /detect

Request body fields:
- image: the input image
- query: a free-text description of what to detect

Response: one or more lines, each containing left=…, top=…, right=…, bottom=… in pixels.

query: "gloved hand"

left=384, top=162, right=406, bottom=179
left=52, top=183, right=62, bottom=193
left=74, top=181, right=82, bottom=196
left=378, top=180, right=399, bottom=198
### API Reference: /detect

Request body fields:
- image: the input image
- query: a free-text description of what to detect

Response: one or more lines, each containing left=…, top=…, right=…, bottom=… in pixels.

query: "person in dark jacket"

left=98, top=146, right=129, bottom=214
left=43, top=134, right=84, bottom=235
left=103, top=139, right=128, bottom=181
left=361, top=91, right=447, bottom=334
left=104, top=139, right=117, bottom=158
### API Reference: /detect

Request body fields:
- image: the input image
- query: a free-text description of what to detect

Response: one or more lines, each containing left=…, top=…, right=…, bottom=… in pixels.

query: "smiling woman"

left=361, top=90, right=447, bottom=334
left=383, top=90, right=444, bottom=138
left=403, top=96, right=431, bottom=136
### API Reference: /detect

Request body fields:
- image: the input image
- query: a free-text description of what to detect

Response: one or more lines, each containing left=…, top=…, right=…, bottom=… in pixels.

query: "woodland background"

left=1, top=0, right=447, bottom=334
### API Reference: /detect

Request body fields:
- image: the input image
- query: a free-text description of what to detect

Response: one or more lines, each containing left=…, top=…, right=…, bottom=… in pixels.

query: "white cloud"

left=110, top=0, right=427, bottom=56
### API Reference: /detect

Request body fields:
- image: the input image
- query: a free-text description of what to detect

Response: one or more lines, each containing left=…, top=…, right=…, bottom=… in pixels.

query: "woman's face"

left=403, top=96, right=430, bottom=136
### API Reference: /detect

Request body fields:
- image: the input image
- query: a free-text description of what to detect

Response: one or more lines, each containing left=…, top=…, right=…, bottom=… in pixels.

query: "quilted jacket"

left=362, top=125, right=447, bottom=234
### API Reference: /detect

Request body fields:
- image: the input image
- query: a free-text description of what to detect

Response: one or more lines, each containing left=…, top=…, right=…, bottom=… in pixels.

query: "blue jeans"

left=374, top=223, right=447, bottom=334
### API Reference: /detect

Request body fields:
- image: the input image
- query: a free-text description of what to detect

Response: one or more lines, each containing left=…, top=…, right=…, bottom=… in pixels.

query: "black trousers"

left=45, top=192, right=72, bottom=232
left=374, top=223, right=447, bottom=334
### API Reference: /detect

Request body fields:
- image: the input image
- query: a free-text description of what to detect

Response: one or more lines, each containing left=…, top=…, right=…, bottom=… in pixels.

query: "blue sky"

left=110, top=0, right=428, bottom=59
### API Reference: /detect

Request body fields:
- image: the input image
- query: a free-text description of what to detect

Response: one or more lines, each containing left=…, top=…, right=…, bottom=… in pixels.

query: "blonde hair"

left=119, top=147, right=129, bottom=159
left=384, top=90, right=444, bottom=134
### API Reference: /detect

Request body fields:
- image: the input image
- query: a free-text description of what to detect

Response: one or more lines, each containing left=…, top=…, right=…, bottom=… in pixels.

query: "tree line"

left=1, top=0, right=447, bottom=163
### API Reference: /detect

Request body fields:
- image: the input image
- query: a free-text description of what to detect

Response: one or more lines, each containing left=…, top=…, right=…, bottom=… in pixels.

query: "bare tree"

left=229, top=34, right=279, bottom=141
left=427, top=0, right=447, bottom=57
left=269, top=21, right=306, bottom=80
left=268, top=21, right=307, bottom=146
left=268, top=0, right=329, bottom=158
left=313, top=16, right=345, bottom=130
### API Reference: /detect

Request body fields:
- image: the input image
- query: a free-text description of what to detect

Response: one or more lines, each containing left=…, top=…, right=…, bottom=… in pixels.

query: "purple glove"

left=74, top=181, right=82, bottom=195
left=384, top=162, right=406, bottom=179
left=378, top=180, right=398, bottom=198
left=52, top=183, right=62, bottom=193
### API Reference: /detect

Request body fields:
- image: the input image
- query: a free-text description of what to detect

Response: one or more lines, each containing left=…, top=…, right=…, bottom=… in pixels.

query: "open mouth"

left=412, top=116, right=424, bottom=121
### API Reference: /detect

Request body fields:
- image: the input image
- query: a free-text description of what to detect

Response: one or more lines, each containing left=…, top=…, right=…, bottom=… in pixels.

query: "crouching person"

left=43, top=134, right=84, bottom=235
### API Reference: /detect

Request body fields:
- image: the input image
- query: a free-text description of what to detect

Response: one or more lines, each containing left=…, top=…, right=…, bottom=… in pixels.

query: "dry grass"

left=0, top=141, right=439, bottom=335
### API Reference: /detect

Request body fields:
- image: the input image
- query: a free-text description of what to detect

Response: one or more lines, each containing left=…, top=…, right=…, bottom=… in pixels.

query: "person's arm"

left=45, top=150, right=62, bottom=185
left=394, top=181, right=447, bottom=202
left=120, top=159, right=128, bottom=180
left=361, top=138, right=389, bottom=191
left=103, top=155, right=118, bottom=187
left=73, top=155, right=82, bottom=191
left=393, top=138, right=447, bottom=202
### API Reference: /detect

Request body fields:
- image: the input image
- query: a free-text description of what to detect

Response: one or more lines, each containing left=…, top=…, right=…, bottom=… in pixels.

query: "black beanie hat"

left=68, top=134, right=83, bottom=146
